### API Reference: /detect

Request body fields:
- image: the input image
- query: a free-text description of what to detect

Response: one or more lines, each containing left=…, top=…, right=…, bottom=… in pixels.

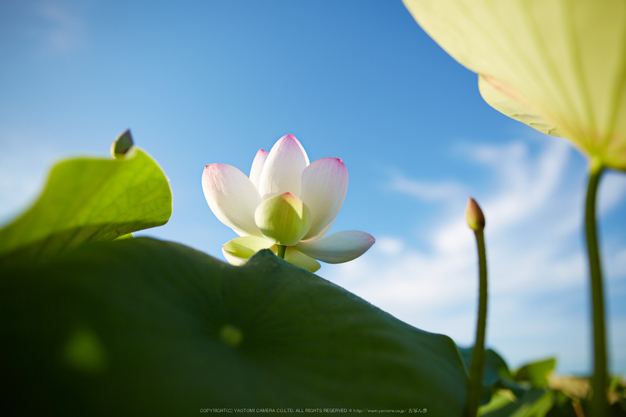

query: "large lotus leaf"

left=0, top=238, right=467, bottom=416
left=402, top=0, right=626, bottom=171
left=0, top=138, right=171, bottom=267
left=477, top=75, right=562, bottom=138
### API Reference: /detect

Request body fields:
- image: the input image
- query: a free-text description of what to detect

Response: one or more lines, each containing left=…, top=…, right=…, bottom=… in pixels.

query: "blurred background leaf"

left=514, top=358, right=556, bottom=389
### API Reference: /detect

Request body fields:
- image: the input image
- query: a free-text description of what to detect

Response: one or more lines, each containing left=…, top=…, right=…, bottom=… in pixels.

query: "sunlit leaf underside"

left=0, top=148, right=172, bottom=266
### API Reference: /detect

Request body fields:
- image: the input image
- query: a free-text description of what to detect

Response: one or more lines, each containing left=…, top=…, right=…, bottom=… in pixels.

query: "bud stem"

left=586, top=159, right=608, bottom=417
left=277, top=245, right=286, bottom=259
left=465, top=228, right=488, bottom=417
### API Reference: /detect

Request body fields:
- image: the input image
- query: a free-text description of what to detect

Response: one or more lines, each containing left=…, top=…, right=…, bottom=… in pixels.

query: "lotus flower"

left=202, top=134, right=375, bottom=272
left=403, top=0, right=626, bottom=171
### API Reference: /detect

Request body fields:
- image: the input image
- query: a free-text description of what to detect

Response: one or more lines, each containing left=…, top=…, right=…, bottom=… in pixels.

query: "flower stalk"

left=586, top=159, right=608, bottom=417
left=277, top=245, right=286, bottom=260
left=465, top=197, right=488, bottom=417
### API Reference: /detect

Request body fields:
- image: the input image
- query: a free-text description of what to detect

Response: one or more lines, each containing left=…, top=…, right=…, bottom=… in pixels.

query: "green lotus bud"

left=254, top=192, right=311, bottom=246
left=465, top=197, right=485, bottom=232
left=111, top=129, right=134, bottom=159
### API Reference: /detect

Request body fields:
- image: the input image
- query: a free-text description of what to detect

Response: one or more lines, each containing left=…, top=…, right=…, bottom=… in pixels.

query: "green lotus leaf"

left=0, top=134, right=171, bottom=267
left=403, top=0, right=626, bottom=171
left=0, top=238, right=467, bottom=416
left=478, top=75, right=562, bottom=138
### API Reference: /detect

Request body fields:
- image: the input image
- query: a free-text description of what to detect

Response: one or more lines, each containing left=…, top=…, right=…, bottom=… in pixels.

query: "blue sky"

left=1, top=0, right=625, bottom=375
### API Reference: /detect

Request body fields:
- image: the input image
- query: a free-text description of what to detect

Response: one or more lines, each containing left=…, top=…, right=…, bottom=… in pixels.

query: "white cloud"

left=324, top=138, right=626, bottom=374
left=390, top=176, right=466, bottom=202
left=4, top=1, right=91, bottom=55
left=600, top=170, right=626, bottom=215
left=471, top=139, right=569, bottom=233
left=36, top=1, right=87, bottom=54
left=376, top=236, right=406, bottom=254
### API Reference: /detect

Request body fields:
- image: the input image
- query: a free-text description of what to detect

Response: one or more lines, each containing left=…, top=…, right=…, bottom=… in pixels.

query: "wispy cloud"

left=600, top=171, right=626, bottom=215
left=3, top=1, right=90, bottom=55
left=325, top=138, right=626, bottom=374
left=390, top=175, right=466, bottom=202
left=36, top=1, right=86, bottom=53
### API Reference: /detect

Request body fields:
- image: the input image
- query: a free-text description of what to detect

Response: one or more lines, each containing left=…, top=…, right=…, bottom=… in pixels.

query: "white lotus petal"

left=222, top=247, right=247, bottom=266
left=258, top=134, right=310, bottom=198
left=302, top=219, right=335, bottom=243
left=202, top=164, right=262, bottom=237
left=222, top=236, right=276, bottom=266
left=296, top=230, right=375, bottom=264
left=300, top=158, right=348, bottom=240
left=222, top=236, right=275, bottom=259
left=284, top=247, right=321, bottom=273
left=249, top=149, right=268, bottom=190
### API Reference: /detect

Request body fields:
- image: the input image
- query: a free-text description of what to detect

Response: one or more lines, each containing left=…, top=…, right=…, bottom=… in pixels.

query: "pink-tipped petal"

left=202, top=163, right=262, bottom=237
left=249, top=149, right=268, bottom=190
left=258, top=134, right=310, bottom=198
left=295, top=230, right=375, bottom=264
left=300, top=157, right=348, bottom=240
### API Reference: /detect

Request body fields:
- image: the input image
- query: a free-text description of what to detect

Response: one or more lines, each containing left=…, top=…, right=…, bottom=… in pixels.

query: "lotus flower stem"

left=586, top=159, right=608, bottom=417
left=465, top=198, right=487, bottom=417
left=277, top=245, right=286, bottom=260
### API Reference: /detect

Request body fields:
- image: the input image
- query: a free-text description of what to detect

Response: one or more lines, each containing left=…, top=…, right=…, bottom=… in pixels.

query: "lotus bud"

left=465, top=197, right=485, bottom=232
left=254, top=192, right=312, bottom=246
left=111, top=129, right=134, bottom=159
